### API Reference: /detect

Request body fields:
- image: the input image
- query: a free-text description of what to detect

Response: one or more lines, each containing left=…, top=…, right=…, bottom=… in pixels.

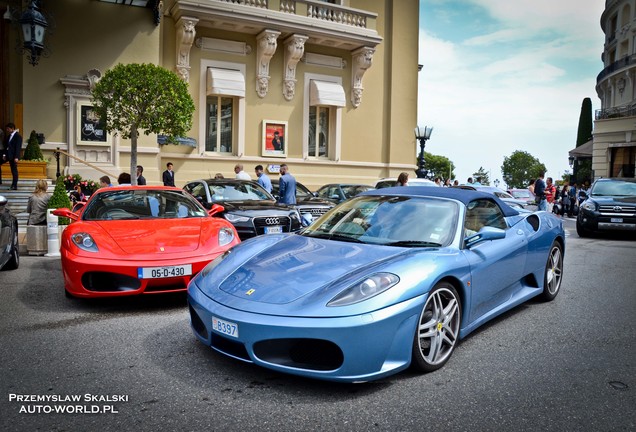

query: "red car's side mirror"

left=208, top=203, right=225, bottom=217
left=52, top=208, right=79, bottom=221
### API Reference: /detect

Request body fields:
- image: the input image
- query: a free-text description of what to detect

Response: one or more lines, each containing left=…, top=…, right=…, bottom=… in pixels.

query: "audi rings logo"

left=613, top=206, right=623, bottom=212
left=265, top=217, right=280, bottom=225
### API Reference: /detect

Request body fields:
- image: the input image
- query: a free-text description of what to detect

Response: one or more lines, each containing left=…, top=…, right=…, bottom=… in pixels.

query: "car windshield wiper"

left=384, top=240, right=442, bottom=247
left=328, top=233, right=364, bottom=243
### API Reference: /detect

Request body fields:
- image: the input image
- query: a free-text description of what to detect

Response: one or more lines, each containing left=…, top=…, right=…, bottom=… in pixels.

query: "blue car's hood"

left=217, top=235, right=406, bottom=305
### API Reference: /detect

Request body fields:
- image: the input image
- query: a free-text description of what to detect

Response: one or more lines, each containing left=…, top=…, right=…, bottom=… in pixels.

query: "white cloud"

left=418, top=1, right=604, bottom=183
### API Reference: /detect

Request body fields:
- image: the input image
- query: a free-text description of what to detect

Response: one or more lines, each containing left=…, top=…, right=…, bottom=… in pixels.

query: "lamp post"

left=19, top=0, right=48, bottom=66
left=414, top=126, right=433, bottom=179
left=494, top=179, right=500, bottom=188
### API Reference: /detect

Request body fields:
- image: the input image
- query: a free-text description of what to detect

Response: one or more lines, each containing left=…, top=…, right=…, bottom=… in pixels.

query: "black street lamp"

left=414, top=126, right=433, bottom=179
left=19, top=0, right=48, bottom=66
left=494, top=179, right=500, bottom=188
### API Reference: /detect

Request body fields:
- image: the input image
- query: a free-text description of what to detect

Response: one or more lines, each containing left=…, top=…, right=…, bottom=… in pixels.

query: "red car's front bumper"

left=60, top=249, right=225, bottom=298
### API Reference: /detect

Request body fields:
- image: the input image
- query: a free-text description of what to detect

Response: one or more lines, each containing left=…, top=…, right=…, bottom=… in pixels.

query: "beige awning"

left=310, top=80, right=346, bottom=107
left=569, top=139, right=593, bottom=158
left=207, top=68, right=245, bottom=97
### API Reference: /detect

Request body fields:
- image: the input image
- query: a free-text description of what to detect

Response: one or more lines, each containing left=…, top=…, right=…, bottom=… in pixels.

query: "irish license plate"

left=212, top=317, right=239, bottom=338
left=138, top=264, right=192, bottom=279
left=264, top=226, right=283, bottom=234
left=611, top=218, right=623, bottom=223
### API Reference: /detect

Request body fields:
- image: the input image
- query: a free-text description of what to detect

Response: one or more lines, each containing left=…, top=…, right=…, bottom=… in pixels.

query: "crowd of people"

left=530, top=173, right=589, bottom=217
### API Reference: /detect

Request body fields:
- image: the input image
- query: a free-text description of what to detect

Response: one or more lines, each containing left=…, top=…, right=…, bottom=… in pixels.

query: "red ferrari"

left=53, top=186, right=240, bottom=298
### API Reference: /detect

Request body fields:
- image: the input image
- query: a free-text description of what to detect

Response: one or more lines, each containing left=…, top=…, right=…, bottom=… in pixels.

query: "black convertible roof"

left=362, top=186, right=520, bottom=217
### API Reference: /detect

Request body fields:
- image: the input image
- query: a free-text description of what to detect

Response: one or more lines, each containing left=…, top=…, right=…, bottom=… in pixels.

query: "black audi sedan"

left=270, top=179, right=334, bottom=223
left=183, top=179, right=302, bottom=240
left=577, top=177, right=636, bottom=237
left=0, top=195, right=19, bottom=271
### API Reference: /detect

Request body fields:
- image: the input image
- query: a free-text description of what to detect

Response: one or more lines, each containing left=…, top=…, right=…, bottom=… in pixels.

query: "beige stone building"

left=1, top=0, right=420, bottom=190
left=594, top=0, right=636, bottom=179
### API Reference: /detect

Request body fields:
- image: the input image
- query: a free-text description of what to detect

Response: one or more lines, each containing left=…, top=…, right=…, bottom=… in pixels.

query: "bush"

left=48, top=176, right=73, bottom=225
left=23, top=130, right=45, bottom=161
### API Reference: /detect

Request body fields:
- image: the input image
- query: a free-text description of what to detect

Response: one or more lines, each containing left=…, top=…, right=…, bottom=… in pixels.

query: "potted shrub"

left=48, top=176, right=73, bottom=226
left=19, top=130, right=48, bottom=178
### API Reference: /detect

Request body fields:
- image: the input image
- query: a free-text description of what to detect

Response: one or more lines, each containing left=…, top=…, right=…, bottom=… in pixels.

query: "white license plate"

left=138, top=264, right=192, bottom=279
left=611, top=218, right=623, bottom=223
left=264, top=226, right=283, bottom=234
left=212, top=317, right=239, bottom=338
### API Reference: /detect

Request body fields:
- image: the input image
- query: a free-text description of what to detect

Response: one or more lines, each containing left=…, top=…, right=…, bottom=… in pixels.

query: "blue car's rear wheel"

left=540, top=241, right=563, bottom=302
left=411, top=282, right=461, bottom=372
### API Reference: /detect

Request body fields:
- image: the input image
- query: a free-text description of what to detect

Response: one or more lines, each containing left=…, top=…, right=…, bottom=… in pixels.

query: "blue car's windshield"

left=83, top=189, right=207, bottom=221
left=302, top=195, right=459, bottom=247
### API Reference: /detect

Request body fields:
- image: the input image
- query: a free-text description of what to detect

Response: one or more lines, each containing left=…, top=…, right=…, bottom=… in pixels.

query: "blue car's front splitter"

left=188, top=284, right=427, bottom=383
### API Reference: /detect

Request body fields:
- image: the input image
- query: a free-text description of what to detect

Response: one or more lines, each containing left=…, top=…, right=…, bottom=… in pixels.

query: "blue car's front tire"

left=411, top=282, right=461, bottom=373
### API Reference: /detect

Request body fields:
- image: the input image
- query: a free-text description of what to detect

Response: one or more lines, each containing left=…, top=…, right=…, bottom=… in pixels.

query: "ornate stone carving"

left=283, top=34, right=308, bottom=101
left=87, top=69, right=102, bottom=90
left=256, top=29, right=280, bottom=98
left=176, top=17, right=199, bottom=81
left=351, top=46, right=375, bottom=108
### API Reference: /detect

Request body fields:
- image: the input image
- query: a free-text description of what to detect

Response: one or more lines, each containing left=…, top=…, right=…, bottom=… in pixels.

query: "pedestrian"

left=545, top=177, right=556, bottom=213
left=162, top=162, right=175, bottom=186
left=560, top=183, right=571, bottom=217
left=99, top=175, right=112, bottom=188
left=278, top=163, right=297, bottom=205
left=136, top=165, right=146, bottom=185
left=453, top=179, right=459, bottom=186
left=26, top=179, right=50, bottom=226
left=568, top=182, right=578, bottom=216
left=69, top=184, right=86, bottom=204
left=465, top=177, right=474, bottom=185
left=214, top=173, right=224, bottom=179
left=534, top=172, right=547, bottom=211
left=473, top=177, right=482, bottom=186
left=2, top=123, right=22, bottom=190
left=234, top=163, right=251, bottom=180
left=443, top=178, right=452, bottom=187
left=255, top=164, right=272, bottom=193
left=118, top=172, right=132, bottom=185
left=434, top=177, right=442, bottom=187
left=396, top=172, right=409, bottom=186
left=528, top=179, right=536, bottom=195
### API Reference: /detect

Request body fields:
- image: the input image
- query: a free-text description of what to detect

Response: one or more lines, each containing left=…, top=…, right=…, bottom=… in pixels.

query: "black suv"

left=576, top=178, right=636, bottom=237
left=270, top=179, right=334, bottom=223
left=183, top=179, right=302, bottom=240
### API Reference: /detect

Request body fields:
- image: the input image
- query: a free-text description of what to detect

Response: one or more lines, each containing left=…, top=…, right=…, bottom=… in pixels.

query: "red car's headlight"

left=71, top=232, right=99, bottom=253
left=218, top=227, right=235, bottom=247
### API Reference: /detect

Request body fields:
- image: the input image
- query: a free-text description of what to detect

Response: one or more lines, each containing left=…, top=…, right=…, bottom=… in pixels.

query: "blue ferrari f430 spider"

left=187, top=187, right=565, bottom=382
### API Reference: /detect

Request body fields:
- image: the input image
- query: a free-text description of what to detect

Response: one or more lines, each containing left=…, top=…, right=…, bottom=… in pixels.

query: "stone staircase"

left=0, top=179, right=57, bottom=254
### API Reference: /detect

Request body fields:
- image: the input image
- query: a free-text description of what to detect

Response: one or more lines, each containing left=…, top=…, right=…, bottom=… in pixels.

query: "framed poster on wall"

left=77, top=103, right=107, bottom=145
left=262, top=120, right=287, bottom=157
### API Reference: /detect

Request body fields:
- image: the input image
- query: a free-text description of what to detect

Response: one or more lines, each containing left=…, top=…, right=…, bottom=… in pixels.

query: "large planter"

left=0, top=160, right=48, bottom=180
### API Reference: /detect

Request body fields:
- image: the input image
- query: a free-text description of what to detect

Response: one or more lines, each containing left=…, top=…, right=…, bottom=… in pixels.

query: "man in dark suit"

left=136, top=165, right=147, bottom=185
left=162, top=162, right=175, bottom=187
left=2, top=123, right=22, bottom=189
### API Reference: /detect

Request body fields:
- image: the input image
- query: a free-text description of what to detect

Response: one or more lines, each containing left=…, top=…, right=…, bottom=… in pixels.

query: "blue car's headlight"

left=581, top=201, right=597, bottom=211
left=196, top=250, right=231, bottom=282
left=327, top=273, right=399, bottom=307
left=225, top=213, right=250, bottom=223
left=71, top=232, right=99, bottom=252
left=218, top=227, right=234, bottom=246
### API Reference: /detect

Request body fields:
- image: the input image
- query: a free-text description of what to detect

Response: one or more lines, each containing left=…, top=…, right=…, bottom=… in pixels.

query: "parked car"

left=455, top=185, right=530, bottom=209
left=270, top=179, right=335, bottom=224
left=183, top=179, right=302, bottom=239
left=52, top=186, right=239, bottom=298
left=508, top=188, right=536, bottom=206
left=576, top=177, right=636, bottom=237
left=374, top=177, right=436, bottom=188
left=0, top=195, right=19, bottom=271
left=187, top=187, right=565, bottom=382
left=315, top=183, right=376, bottom=203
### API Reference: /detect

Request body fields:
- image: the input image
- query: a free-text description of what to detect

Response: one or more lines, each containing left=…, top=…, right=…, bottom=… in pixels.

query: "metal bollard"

left=45, top=209, right=60, bottom=257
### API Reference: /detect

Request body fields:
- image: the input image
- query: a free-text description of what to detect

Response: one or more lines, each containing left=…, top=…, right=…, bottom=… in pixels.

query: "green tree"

left=91, top=63, right=195, bottom=185
left=472, top=167, right=490, bottom=185
left=576, top=97, right=593, bottom=147
left=23, top=130, right=44, bottom=161
left=501, top=151, right=547, bottom=189
left=48, top=176, right=73, bottom=225
left=423, top=153, right=455, bottom=180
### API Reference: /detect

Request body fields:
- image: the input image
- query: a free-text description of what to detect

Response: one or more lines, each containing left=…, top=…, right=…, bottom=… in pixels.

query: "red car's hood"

left=96, top=219, right=202, bottom=254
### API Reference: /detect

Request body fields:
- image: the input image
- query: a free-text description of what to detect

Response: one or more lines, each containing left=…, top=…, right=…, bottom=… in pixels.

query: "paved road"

left=1, top=219, right=635, bottom=432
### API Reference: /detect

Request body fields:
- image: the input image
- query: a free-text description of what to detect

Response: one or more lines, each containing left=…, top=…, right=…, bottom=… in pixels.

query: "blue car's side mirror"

left=465, top=226, right=506, bottom=247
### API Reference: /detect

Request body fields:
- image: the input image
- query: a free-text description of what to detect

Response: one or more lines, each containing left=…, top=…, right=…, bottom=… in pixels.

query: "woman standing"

left=396, top=172, right=409, bottom=186
left=26, top=179, right=51, bottom=226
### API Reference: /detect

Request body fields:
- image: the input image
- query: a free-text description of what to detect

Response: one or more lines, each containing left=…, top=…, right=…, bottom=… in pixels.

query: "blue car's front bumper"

left=187, top=283, right=427, bottom=383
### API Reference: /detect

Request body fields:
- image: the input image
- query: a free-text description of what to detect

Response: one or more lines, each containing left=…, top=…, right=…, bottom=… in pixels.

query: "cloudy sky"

left=418, top=0, right=605, bottom=185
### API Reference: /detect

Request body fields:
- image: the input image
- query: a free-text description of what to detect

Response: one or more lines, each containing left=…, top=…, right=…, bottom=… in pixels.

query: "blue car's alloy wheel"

left=411, top=282, right=461, bottom=372
left=540, top=241, right=563, bottom=302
